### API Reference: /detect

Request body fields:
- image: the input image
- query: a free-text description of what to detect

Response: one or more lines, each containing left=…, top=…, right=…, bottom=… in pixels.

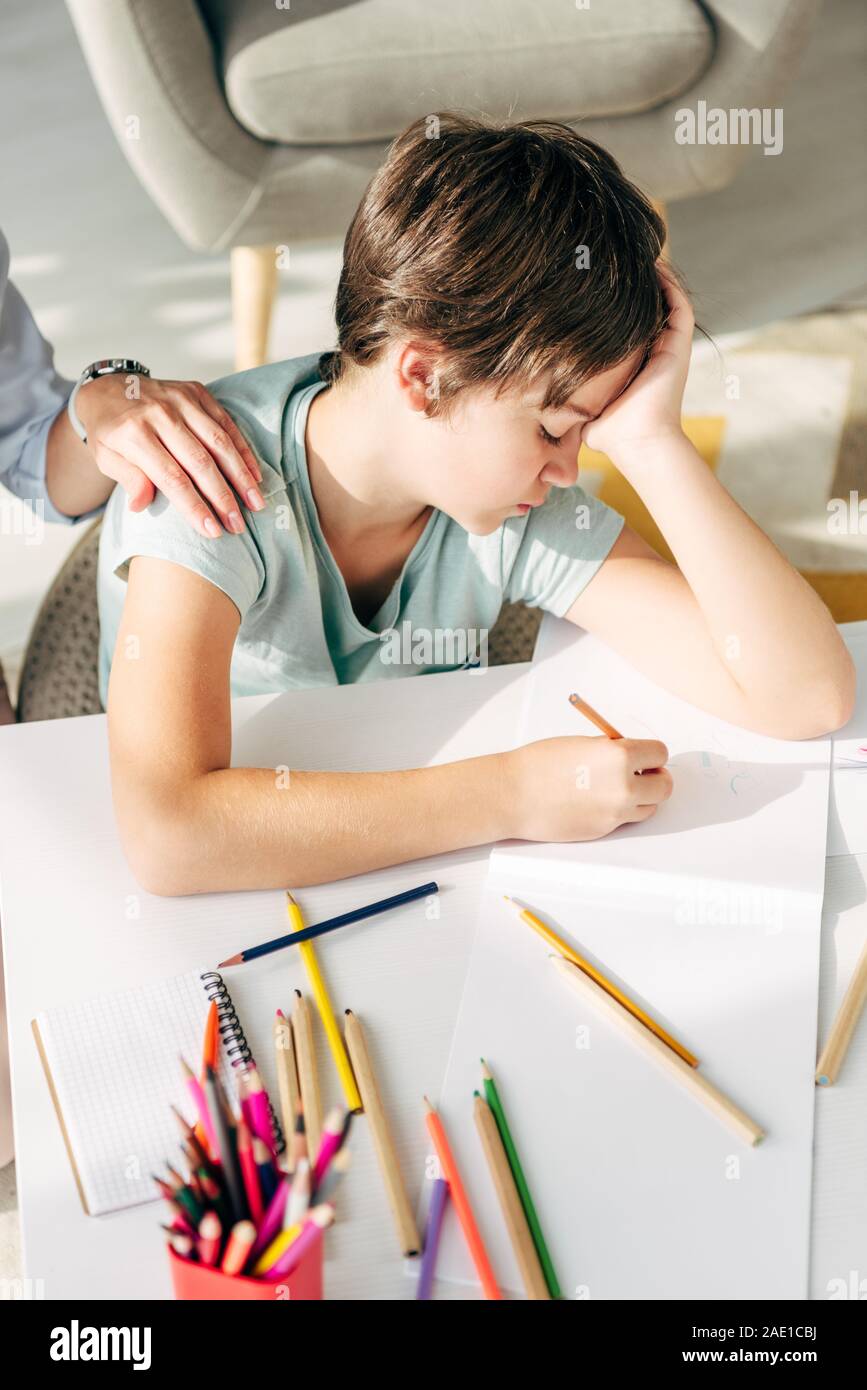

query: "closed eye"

left=538, top=425, right=563, bottom=447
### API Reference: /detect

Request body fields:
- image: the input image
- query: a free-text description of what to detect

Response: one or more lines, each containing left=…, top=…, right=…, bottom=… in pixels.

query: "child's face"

left=409, top=348, right=644, bottom=536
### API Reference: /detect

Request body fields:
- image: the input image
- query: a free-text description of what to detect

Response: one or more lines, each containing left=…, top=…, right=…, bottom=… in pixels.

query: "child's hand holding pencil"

left=502, top=731, right=672, bottom=841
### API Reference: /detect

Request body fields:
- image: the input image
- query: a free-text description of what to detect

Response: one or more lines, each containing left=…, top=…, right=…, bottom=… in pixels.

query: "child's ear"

left=396, top=342, right=442, bottom=415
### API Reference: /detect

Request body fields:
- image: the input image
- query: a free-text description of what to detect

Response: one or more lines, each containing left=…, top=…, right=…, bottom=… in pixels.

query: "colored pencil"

left=344, top=1008, right=420, bottom=1256
left=203, top=1065, right=249, bottom=1222
left=287, top=895, right=363, bottom=1112
left=474, top=1093, right=550, bottom=1300
left=217, top=880, right=439, bottom=966
left=292, top=990, right=323, bottom=1160
left=312, top=1107, right=345, bottom=1189
left=249, top=1176, right=290, bottom=1261
left=503, top=896, right=698, bottom=1068
left=568, top=691, right=623, bottom=739
left=290, top=1105, right=308, bottom=1173
left=816, top=935, right=867, bottom=1085
left=221, top=1220, right=257, bottom=1276
left=180, top=1057, right=218, bottom=1154
left=264, top=1206, right=334, bottom=1281
left=314, top=1145, right=351, bottom=1202
left=253, top=1137, right=278, bottom=1203
left=241, top=1065, right=277, bottom=1157
left=235, top=1118, right=264, bottom=1226
left=424, top=1097, right=500, bottom=1299
left=416, top=1178, right=448, bottom=1300
left=481, top=1059, right=560, bottom=1298
left=274, top=1008, right=302, bottom=1171
left=287, top=1157, right=311, bottom=1225
left=253, top=1223, right=302, bottom=1276
left=203, top=1000, right=220, bottom=1071
left=550, top=954, right=765, bottom=1146
left=198, top=1212, right=222, bottom=1267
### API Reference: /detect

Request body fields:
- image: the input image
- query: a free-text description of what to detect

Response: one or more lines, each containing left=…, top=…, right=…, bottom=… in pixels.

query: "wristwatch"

left=67, top=358, right=151, bottom=444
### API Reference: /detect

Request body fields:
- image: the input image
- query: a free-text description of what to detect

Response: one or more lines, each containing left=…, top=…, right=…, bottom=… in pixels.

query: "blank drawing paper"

left=33, top=970, right=228, bottom=1216
left=432, top=616, right=832, bottom=1299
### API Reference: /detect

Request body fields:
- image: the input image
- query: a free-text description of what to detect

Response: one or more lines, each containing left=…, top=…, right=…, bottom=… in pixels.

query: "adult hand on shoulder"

left=75, top=373, right=266, bottom=538
left=580, top=263, right=694, bottom=470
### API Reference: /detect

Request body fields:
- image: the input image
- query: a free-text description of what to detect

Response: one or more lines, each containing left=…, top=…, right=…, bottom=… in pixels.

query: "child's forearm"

left=118, top=754, right=513, bottom=896
left=617, top=430, right=855, bottom=724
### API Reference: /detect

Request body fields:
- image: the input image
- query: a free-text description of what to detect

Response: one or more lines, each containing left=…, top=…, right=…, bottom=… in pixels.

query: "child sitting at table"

left=97, top=113, right=854, bottom=896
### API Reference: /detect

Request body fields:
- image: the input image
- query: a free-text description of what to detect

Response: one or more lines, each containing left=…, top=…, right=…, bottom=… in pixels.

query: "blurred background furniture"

left=65, top=0, right=820, bottom=369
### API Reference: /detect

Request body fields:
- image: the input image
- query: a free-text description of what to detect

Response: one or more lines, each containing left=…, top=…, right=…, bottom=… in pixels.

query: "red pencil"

left=236, top=1118, right=264, bottom=1226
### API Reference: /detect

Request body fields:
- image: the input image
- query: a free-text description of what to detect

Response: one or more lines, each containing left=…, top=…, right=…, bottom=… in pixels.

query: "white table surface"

left=2, top=627, right=866, bottom=1301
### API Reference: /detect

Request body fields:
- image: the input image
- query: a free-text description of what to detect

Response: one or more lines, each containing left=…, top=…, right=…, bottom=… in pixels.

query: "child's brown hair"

left=319, top=112, right=668, bottom=420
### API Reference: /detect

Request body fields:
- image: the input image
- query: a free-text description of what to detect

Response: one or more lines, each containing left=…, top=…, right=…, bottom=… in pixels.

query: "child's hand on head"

left=580, top=264, right=693, bottom=468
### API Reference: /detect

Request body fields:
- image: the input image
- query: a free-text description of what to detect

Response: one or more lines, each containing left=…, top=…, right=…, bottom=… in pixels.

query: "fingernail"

left=246, top=487, right=265, bottom=511
left=203, top=517, right=221, bottom=538
left=228, top=511, right=245, bottom=533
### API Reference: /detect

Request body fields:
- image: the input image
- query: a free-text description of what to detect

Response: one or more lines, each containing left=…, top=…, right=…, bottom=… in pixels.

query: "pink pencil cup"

left=168, top=1230, right=324, bottom=1301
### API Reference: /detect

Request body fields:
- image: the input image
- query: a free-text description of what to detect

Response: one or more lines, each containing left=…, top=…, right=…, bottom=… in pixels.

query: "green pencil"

left=481, top=1058, right=561, bottom=1299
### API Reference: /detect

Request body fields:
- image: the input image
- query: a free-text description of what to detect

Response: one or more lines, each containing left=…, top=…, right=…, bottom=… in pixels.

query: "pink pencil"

left=180, top=1058, right=218, bottom=1156
left=312, top=1107, right=344, bottom=1189
left=263, top=1205, right=334, bottom=1281
left=243, top=1066, right=277, bottom=1157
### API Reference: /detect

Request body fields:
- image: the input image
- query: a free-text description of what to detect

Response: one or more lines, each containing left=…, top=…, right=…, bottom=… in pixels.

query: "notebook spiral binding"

left=200, top=971, right=285, bottom=1155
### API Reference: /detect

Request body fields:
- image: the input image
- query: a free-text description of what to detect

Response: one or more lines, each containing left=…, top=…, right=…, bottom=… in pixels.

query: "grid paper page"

left=35, top=969, right=226, bottom=1216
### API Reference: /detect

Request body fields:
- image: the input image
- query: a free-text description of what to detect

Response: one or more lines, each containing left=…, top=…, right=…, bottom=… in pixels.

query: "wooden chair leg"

left=231, top=244, right=278, bottom=371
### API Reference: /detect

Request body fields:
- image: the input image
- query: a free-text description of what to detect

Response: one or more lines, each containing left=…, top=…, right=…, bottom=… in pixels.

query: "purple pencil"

left=416, top=1177, right=448, bottom=1300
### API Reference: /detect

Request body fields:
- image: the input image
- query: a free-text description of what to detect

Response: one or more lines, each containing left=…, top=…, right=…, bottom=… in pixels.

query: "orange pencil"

left=194, top=1001, right=220, bottom=1151
left=568, top=692, right=623, bottom=740
left=424, top=1097, right=500, bottom=1300
left=203, top=1001, right=220, bottom=1071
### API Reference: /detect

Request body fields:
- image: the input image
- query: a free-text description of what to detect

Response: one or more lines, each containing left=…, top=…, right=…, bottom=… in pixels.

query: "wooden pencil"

left=568, top=691, right=623, bottom=739
left=344, top=1009, right=421, bottom=1256
left=504, top=896, right=698, bottom=1068
left=473, top=1092, right=550, bottom=1300
left=481, top=1060, right=560, bottom=1298
left=292, top=989, right=323, bottom=1161
left=816, top=935, right=867, bottom=1085
left=550, top=955, right=765, bottom=1146
left=274, top=1008, right=302, bottom=1172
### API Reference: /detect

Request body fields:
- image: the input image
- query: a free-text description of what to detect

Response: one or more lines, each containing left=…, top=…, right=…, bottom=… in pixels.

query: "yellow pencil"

left=503, top=896, right=698, bottom=1068
left=287, top=894, right=363, bottom=1113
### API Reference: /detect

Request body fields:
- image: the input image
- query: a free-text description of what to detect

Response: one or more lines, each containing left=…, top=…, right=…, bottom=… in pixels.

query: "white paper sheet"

left=432, top=617, right=831, bottom=1299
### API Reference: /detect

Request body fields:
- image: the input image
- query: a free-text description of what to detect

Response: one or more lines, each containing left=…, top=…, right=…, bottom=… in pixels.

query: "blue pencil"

left=218, top=880, right=439, bottom=967
left=416, top=1177, right=449, bottom=1300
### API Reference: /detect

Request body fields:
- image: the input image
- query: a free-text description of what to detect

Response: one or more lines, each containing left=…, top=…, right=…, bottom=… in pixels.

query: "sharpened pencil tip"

left=217, top=953, right=243, bottom=968
left=286, top=891, right=297, bottom=905
left=294, top=988, right=302, bottom=999
left=423, top=1095, right=434, bottom=1112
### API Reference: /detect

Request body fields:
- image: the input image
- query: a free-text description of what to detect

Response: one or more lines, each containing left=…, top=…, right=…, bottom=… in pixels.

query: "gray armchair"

left=65, top=0, right=818, bottom=369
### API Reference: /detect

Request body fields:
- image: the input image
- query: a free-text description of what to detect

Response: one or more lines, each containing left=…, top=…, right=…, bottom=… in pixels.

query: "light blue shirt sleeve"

left=502, top=482, right=624, bottom=616
left=0, top=227, right=99, bottom=526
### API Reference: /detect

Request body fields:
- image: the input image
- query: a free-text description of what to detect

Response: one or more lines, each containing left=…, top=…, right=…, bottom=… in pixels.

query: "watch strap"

left=67, top=359, right=151, bottom=444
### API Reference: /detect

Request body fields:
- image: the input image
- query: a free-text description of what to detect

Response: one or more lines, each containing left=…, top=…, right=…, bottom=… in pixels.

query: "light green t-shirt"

left=97, top=352, right=624, bottom=706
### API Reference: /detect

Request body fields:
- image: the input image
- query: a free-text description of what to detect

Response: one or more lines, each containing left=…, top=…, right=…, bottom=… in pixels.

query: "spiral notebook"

left=32, top=968, right=283, bottom=1217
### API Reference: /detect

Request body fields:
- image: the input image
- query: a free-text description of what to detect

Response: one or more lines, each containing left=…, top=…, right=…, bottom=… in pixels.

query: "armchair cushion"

left=205, top=0, right=714, bottom=145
